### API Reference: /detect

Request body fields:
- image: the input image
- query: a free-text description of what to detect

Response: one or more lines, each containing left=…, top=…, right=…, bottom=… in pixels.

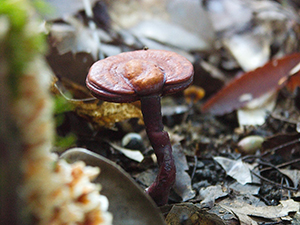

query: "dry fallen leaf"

left=229, top=182, right=260, bottom=195
left=202, top=53, right=300, bottom=115
left=171, top=144, right=196, bottom=202
left=213, top=157, right=252, bottom=185
left=236, top=90, right=277, bottom=126
left=45, top=0, right=99, bottom=20
left=61, top=148, right=166, bottom=225
left=279, top=169, right=300, bottom=189
left=108, top=142, right=144, bottom=162
left=206, top=0, right=299, bottom=71
left=262, top=133, right=300, bottom=169
left=199, top=185, right=229, bottom=208
left=74, top=100, right=143, bottom=129
left=220, top=199, right=299, bottom=225
left=165, top=203, right=225, bottom=225
left=52, top=76, right=143, bottom=129
left=108, top=0, right=214, bottom=52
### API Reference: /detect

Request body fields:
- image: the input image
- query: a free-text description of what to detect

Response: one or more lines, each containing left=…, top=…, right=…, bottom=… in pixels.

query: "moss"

left=53, top=94, right=75, bottom=115
left=55, top=133, right=77, bottom=149
left=0, top=0, right=47, bottom=97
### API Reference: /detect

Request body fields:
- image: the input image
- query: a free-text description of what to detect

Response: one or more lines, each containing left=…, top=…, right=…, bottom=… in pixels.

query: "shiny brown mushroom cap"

left=86, top=49, right=194, bottom=103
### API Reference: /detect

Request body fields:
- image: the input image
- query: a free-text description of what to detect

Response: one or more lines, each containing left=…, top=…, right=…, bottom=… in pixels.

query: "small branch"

left=251, top=171, right=298, bottom=191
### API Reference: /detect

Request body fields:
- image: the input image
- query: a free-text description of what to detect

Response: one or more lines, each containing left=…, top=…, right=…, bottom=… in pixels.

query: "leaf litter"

left=42, top=0, right=300, bottom=224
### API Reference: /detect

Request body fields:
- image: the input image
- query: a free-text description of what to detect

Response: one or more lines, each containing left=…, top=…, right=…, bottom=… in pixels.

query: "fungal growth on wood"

left=86, top=49, right=194, bottom=206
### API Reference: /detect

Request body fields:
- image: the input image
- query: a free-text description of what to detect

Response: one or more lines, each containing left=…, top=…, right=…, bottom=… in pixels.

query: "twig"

left=261, top=138, right=300, bottom=157
left=251, top=171, right=298, bottom=191
left=260, top=157, right=300, bottom=173
left=190, top=155, right=198, bottom=180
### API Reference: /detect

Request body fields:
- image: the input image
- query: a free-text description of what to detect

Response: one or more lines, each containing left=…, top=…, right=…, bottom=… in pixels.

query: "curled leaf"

left=61, top=148, right=166, bottom=225
left=109, top=142, right=144, bottom=162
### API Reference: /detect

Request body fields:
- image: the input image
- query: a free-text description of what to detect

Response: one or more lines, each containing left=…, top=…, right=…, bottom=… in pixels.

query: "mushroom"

left=86, top=49, right=194, bottom=206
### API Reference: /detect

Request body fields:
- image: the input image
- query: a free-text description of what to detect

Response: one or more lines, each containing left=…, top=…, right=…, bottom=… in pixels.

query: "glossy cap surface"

left=86, top=49, right=194, bottom=102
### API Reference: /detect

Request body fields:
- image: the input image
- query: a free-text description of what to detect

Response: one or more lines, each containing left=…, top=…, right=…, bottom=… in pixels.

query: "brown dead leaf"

left=220, top=199, right=299, bottom=225
left=279, top=169, right=300, bottom=188
left=286, top=69, right=300, bottom=93
left=262, top=133, right=300, bottom=168
left=171, top=144, right=196, bottom=202
left=199, top=185, right=229, bottom=208
left=202, top=53, right=300, bottom=115
left=165, top=203, right=225, bottom=225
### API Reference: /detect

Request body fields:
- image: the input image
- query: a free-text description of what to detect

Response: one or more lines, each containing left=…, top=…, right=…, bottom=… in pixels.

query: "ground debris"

left=42, top=0, right=300, bottom=224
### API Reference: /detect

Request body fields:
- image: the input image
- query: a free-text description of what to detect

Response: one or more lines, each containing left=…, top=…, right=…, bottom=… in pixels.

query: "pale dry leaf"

left=129, top=20, right=209, bottom=51
left=108, top=0, right=213, bottom=51
left=229, top=182, right=260, bottom=195
left=166, top=203, right=225, bottom=225
left=171, top=144, right=195, bottom=202
left=213, top=157, right=252, bottom=185
left=109, top=142, right=144, bottom=162
left=220, top=199, right=299, bottom=224
left=45, top=0, right=98, bottom=20
left=199, top=185, right=228, bottom=208
left=279, top=169, right=300, bottom=188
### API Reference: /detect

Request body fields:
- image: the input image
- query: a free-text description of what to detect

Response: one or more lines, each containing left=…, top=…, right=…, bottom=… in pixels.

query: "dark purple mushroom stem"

left=141, top=95, right=176, bottom=206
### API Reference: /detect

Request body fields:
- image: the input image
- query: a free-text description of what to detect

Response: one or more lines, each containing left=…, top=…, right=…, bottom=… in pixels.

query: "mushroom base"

left=140, top=95, right=176, bottom=206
